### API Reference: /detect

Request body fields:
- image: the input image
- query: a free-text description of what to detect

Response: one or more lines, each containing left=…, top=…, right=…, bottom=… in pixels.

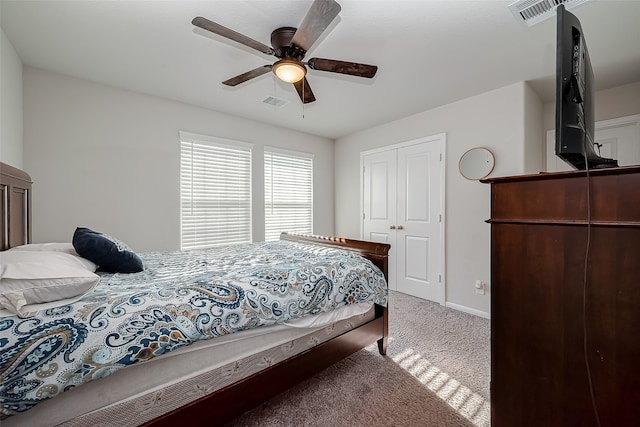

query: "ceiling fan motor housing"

left=271, top=27, right=306, bottom=60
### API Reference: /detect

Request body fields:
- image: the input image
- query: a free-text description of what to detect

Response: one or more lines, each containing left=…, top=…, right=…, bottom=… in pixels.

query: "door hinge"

left=439, top=214, right=442, bottom=222
left=363, top=213, right=365, bottom=219
left=439, top=274, right=442, bottom=283
left=440, top=153, right=443, bottom=161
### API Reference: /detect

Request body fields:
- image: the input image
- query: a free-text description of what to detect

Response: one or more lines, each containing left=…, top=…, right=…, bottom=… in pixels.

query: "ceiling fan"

left=192, top=0, right=378, bottom=104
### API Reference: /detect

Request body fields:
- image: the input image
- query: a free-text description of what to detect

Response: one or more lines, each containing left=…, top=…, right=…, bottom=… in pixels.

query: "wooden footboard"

left=279, top=232, right=390, bottom=280
left=144, top=233, right=390, bottom=426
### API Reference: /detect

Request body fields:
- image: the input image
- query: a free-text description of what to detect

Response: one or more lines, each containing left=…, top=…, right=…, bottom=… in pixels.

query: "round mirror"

left=459, top=147, right=495, bottom=180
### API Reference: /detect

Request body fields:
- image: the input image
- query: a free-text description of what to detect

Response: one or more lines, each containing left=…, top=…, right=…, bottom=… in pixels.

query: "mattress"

left=3, top=303, right=374, bottom=427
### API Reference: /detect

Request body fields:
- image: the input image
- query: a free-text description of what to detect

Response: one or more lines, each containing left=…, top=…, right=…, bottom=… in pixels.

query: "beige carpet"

left=227, top=291, right=490, bottom=427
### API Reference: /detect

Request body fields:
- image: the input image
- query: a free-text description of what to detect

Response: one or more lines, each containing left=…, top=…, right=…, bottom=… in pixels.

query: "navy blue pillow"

left=72, top=227, right=144, bottom=273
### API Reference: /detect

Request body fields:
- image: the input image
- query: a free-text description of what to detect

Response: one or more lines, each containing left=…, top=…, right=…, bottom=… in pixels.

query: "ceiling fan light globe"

left=273, top=60, right=306, bottom=83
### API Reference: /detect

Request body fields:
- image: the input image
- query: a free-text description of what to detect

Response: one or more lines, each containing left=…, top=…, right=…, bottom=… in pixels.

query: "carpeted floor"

left=227, top=290, right=490, bottom=427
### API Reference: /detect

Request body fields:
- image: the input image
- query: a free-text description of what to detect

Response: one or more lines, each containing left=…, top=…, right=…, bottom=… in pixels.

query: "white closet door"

left=362, top=137, right=444, bottom=303
left=594, top=116, right=640, bottom=166
left=396, top=141, right=443, bottom=303
left=363, top=149, right=398, bottom=289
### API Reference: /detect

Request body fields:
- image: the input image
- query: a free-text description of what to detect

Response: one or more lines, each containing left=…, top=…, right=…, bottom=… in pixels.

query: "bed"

left=0, top=162, right=390, bottom=426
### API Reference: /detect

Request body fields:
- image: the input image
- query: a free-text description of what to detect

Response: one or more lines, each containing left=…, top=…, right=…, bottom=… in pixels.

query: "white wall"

left=523, top=83, right=544, bottom=174
left=335, top=82, right=533, bottom=317
left=23, top=67, right=334, bottom=251
left=19, top=62, right=639, bottom=316
left=337, top=79, right=640, bottom=317
left=0, top=27, right=23, bottom=167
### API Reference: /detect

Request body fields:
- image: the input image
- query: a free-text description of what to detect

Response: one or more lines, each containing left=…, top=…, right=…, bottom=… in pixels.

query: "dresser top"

left=481, top=165, right=640, bottom=185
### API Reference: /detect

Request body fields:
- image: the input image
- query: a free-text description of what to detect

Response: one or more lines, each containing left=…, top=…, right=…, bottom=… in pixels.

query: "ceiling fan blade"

left=192, top=16, right=275, bottom=56
left=222, top=65, right=273, bottom=86
left=291, top=0, right=341, bottom=51
left=293, top=77, right=316, bottom=104
left=307, top=58, right=378, bottom=78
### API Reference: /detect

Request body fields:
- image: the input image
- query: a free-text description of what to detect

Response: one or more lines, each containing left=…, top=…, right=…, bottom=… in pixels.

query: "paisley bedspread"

left=0, top=240, right=387, bottom=418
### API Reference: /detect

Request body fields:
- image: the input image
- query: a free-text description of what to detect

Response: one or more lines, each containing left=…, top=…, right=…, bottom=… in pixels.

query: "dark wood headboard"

left=0, top=162, right=32, bottom=250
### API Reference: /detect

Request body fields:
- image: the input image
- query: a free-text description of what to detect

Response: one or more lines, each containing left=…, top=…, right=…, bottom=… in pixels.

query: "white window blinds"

left=264, top=148, right=313, bottom=241
left=180, top=132, right=252, bottom=250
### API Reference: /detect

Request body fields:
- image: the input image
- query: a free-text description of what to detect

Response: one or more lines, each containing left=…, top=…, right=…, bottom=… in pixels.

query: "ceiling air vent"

left=262, top=96, right=288, bottom=108
left=509, top=0, right=590, bottom=26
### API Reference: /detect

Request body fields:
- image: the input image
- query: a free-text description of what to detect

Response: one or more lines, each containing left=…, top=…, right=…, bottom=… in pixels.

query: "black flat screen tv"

left=555, top=4, right=618, bottom=170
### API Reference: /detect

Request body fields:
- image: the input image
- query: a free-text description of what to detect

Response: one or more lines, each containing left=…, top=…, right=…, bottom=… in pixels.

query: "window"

left=180, top=132, right=252, bottom=250
left=264, top=148, right=313, bottom=241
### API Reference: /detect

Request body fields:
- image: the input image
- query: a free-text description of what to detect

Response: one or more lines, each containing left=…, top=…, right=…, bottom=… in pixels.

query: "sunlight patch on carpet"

left=391, top=347, right=490, bottom=427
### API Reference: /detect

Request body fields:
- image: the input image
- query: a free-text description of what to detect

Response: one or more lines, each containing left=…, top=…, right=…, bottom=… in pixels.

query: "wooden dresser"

left=482, top=166, right=640, bottom=427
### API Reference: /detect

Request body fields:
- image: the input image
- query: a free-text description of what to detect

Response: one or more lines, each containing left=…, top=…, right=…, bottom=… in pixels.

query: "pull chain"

left=273, top=76, right=277, bottom=111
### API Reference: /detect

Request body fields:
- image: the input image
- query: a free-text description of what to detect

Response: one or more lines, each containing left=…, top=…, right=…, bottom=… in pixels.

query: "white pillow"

left=0, top=250, right=100, bottom=317
left=9, top=242, right=97, bottom=271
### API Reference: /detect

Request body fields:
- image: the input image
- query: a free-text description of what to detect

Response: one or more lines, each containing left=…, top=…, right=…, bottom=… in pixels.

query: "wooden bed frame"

left=0, top=162, right=32, bottom=250
left=0, top=162, right=390, bottom=426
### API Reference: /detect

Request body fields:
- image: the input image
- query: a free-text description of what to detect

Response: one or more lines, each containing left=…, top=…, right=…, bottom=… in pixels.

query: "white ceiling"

left=2, top=0, right=639, bottom=140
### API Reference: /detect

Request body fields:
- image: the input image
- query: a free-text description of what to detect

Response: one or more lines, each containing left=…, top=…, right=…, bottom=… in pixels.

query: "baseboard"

left=445, top=302, right=490, bottom=319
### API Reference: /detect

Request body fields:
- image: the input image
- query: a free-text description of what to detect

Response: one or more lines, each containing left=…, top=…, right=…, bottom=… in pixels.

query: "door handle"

left=397, top=225, right=404, bottom=230
left=390, top=225, right=396, bottom=230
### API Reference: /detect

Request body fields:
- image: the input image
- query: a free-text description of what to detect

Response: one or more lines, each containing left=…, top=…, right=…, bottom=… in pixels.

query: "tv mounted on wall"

left=555, top=4, right=618, bottom=170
